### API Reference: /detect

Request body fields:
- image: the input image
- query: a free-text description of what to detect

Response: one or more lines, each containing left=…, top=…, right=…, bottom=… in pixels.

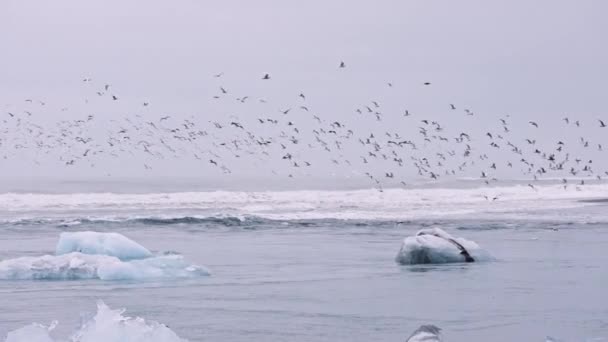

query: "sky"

left=0, top=0, right=607, bottom=188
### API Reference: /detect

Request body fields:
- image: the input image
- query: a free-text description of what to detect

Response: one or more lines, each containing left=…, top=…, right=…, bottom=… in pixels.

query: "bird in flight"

left=339, top=61, right=345, bottom=68
left=599, top=119, right=606, bottom=128
left=262, top=74, right=270, bottom=80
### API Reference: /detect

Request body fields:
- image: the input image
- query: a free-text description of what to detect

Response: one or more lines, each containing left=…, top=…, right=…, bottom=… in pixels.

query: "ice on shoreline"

left=5, top=301, right=187, bottom=342
left=396, top=228, right=491, bottom=265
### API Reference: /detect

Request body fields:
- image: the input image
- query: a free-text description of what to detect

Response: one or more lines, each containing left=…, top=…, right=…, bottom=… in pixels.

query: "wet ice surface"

left=1, top=184, right=608, bottom=341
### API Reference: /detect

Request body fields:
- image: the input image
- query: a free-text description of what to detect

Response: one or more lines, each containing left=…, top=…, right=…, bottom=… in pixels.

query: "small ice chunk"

left=5, top=322, right=56, bottom=342
left=70, top=300, right=188, bottom=342
left=56, top=232, right=152, bottom=260
left=4, top=301, right=187, bottom=342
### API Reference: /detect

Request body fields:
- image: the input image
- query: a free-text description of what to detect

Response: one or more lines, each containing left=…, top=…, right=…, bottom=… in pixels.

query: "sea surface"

left=1, top=180, right=608, bottom=341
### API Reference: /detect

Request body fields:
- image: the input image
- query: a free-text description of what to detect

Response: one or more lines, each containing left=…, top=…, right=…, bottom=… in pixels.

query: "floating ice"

left=395, top=228, right=491, bottom=265
left=0, top=232, right=208, bottom=281
left=4, top=301, right=187, bottom=342
left=56, top=231, right=152, bottom=260
left=5, top=322, right=56, bottom=342
left=0, top=252, right=208, bottom=281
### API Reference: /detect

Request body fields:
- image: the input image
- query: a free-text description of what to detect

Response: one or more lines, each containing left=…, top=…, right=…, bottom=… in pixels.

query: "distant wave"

left=2, top=215, right=270, bottom=227
left=2, top=182, right=608, bottom=224
left=0, top=215, right=406, bottom=229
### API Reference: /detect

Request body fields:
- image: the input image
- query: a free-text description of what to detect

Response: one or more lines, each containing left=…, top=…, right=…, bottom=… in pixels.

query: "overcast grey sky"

left=1, top=1, right=607, bottom=187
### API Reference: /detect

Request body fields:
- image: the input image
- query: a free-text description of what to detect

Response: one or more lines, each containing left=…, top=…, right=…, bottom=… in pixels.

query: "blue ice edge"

left=0, top=231, right=210, bottom=281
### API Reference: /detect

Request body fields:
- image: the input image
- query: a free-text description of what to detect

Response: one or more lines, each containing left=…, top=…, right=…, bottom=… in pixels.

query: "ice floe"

left=0, top=232, right=208, bottom=281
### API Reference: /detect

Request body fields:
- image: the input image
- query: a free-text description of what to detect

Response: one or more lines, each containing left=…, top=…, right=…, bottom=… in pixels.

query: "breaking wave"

left=2, top=182, right=608, bottom=227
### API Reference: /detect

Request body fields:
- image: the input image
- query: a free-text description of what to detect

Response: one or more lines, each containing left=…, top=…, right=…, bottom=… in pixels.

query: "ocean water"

left=1, top=181, right=608, bottom=341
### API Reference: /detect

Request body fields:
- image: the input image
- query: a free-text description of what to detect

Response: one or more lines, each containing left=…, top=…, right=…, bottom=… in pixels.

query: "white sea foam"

left=1, top=182, right=608, bottom=223
left=56, top=231, right=152, bottom=260
left=4, top=301, right=187, bottom=342
left=395, top=228, right=491, bottom=265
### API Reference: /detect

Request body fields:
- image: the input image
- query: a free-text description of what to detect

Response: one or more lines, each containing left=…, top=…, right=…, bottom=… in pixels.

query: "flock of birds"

left=2, top=61, right=607, bottom=194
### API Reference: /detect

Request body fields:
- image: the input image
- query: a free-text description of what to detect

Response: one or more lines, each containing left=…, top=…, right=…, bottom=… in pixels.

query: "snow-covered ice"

left=56, top=231, right=152, bottom=260
left=395, top=228, right=491, bottom=265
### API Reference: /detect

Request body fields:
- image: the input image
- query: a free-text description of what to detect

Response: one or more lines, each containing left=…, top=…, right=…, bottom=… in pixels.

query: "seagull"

left=262, top=73, right=270, bottom=80
left=529, top=121, right=538, bottom=128
left=423, top=82, right=431, bottom=86
left=599, top=119, right=606, bottom=128
left=112, top=95, right=118, bottom=101
left=339, top=61, right=345, bottom=68
left=213, top=72, right=224, bottom=78
left=450, top=104, right=456, bottom=110
left=406, top=325, right=442, bottom=342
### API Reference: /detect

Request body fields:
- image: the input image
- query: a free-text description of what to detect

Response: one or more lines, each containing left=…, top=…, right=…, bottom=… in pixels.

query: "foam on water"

left=4, top=301, right=187, bottom=342
left=395, top=228, right=492, bottom=265
left=2, top=182, right=608, bottom=224
left=56, top=231, right=152, bottom=260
